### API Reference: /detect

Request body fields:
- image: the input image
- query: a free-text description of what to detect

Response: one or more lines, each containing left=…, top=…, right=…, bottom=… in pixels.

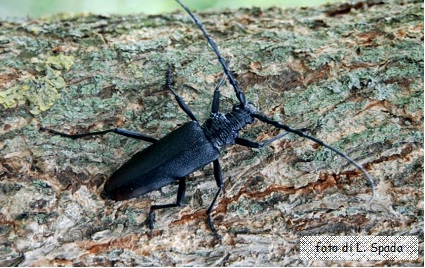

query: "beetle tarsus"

left=207, top=214, right=222, bottom=240
left=148, top=210, right=155, bottom=238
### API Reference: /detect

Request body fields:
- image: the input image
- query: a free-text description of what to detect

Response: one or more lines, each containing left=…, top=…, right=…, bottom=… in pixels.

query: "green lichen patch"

left=0, top=84, right=30, bottom=108
left=26, top=72, right=65, bottom=114
left=0, top=55, right=74, bottom=114
left=45, top=55, right=75, bottom=71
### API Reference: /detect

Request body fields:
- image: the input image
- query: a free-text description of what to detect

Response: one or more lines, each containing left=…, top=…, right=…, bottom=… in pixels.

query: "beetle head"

left=231, top=102, right=256, bottom=125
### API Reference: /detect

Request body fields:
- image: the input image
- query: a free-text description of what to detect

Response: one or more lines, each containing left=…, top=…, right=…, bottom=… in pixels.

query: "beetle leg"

left=235, top=131, right=290, bottom=148
left=164, top=64, right=198, bottom=121
left=40, top=127, right=158, bottom=143
left=206, top=159, right=223, bottom=240
left=211, top=73, right=226, bottom=114
left=148, top=178, right=186, bottom=237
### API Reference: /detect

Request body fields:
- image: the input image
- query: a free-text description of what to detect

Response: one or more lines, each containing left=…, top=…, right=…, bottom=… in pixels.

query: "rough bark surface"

left=0, top=0, right=423, bottom=266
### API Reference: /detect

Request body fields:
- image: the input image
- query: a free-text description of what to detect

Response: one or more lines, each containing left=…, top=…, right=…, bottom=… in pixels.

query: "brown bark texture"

left=0, top=0, right=423, bottom=266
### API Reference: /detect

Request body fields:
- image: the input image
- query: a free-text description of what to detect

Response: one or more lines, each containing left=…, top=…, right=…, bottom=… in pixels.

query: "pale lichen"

left=0, top=55, right=74, bottom=114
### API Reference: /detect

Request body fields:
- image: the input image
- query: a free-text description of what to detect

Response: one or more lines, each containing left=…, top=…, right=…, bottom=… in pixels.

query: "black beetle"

left=41, top=0, right=375, bottom=239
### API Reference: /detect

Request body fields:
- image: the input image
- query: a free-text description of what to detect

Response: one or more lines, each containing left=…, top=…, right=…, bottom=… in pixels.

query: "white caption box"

left=300, top=236, right=418, bottom=260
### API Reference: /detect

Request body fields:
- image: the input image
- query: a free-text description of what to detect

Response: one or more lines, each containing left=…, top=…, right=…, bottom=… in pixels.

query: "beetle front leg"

left=206, top=159, right=223, bottom=240
left=148, top=178, right=186, bottom=237
left=211, top=73, right=226, bottom=114
left=235, top=132, right=290, bottom=148
left=164, top=64, right=198, bottom=122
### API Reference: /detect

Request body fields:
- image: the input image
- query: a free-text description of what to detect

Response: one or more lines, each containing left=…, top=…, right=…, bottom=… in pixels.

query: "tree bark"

left=0, top=0, right=423, bottom=266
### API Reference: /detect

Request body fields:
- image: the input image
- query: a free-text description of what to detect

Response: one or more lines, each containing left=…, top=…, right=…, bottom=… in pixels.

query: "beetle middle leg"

left=148, top=178, right=186, bottom=237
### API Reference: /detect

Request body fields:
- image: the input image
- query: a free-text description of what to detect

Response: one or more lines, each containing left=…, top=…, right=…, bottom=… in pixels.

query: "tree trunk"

left=0, top=0, right=423, bottom=266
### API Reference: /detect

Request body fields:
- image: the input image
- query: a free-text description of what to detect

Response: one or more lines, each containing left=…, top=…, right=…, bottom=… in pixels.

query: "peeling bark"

left=0, top=0, right=423, bottom=266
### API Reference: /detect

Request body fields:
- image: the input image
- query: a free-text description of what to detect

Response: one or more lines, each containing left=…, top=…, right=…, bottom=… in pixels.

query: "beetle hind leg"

left=40, top=127, right=158, bottom=143
left=148, top=178, right=186, bottom=237
left=206, top=159, right=223, bottom=240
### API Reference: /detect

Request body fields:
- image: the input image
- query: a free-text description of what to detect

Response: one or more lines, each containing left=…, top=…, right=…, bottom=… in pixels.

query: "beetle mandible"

left=41, top=0, right=375, bottom=239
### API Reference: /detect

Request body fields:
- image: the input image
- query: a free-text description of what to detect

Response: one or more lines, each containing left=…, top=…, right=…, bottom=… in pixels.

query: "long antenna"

left=175, top=0, right=375, bottom=203
left=175, top=0, right=247, bottom=107
left=253, top=113, right=376, bottom=202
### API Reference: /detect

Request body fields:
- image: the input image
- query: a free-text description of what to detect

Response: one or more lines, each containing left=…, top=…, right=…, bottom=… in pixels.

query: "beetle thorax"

left=202, top=104, right=255, bottom=148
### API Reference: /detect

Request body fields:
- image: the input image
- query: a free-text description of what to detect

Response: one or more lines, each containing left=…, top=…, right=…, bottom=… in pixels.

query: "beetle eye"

left=232, top=105, right=241, bottom=111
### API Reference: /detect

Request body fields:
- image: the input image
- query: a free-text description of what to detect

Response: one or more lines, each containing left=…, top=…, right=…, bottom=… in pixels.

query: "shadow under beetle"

left=40, top=0, right=375, bottom=239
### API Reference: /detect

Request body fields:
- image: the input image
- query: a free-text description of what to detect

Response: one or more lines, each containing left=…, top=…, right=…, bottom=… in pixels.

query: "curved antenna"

left=253, top=113, right=376, bottom=202
left=175, top=0, right=247, bottom=107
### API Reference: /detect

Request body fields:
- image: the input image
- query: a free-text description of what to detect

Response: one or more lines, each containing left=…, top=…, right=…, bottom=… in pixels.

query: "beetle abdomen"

left=101, top=121, right=220, bottom=201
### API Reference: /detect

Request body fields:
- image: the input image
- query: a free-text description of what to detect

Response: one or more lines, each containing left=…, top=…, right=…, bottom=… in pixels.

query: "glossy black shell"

left=101, top=121, right=220, bottom=201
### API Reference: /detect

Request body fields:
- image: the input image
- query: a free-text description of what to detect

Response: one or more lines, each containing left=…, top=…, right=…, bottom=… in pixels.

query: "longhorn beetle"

left=41, top=0, right=375, bottom=239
